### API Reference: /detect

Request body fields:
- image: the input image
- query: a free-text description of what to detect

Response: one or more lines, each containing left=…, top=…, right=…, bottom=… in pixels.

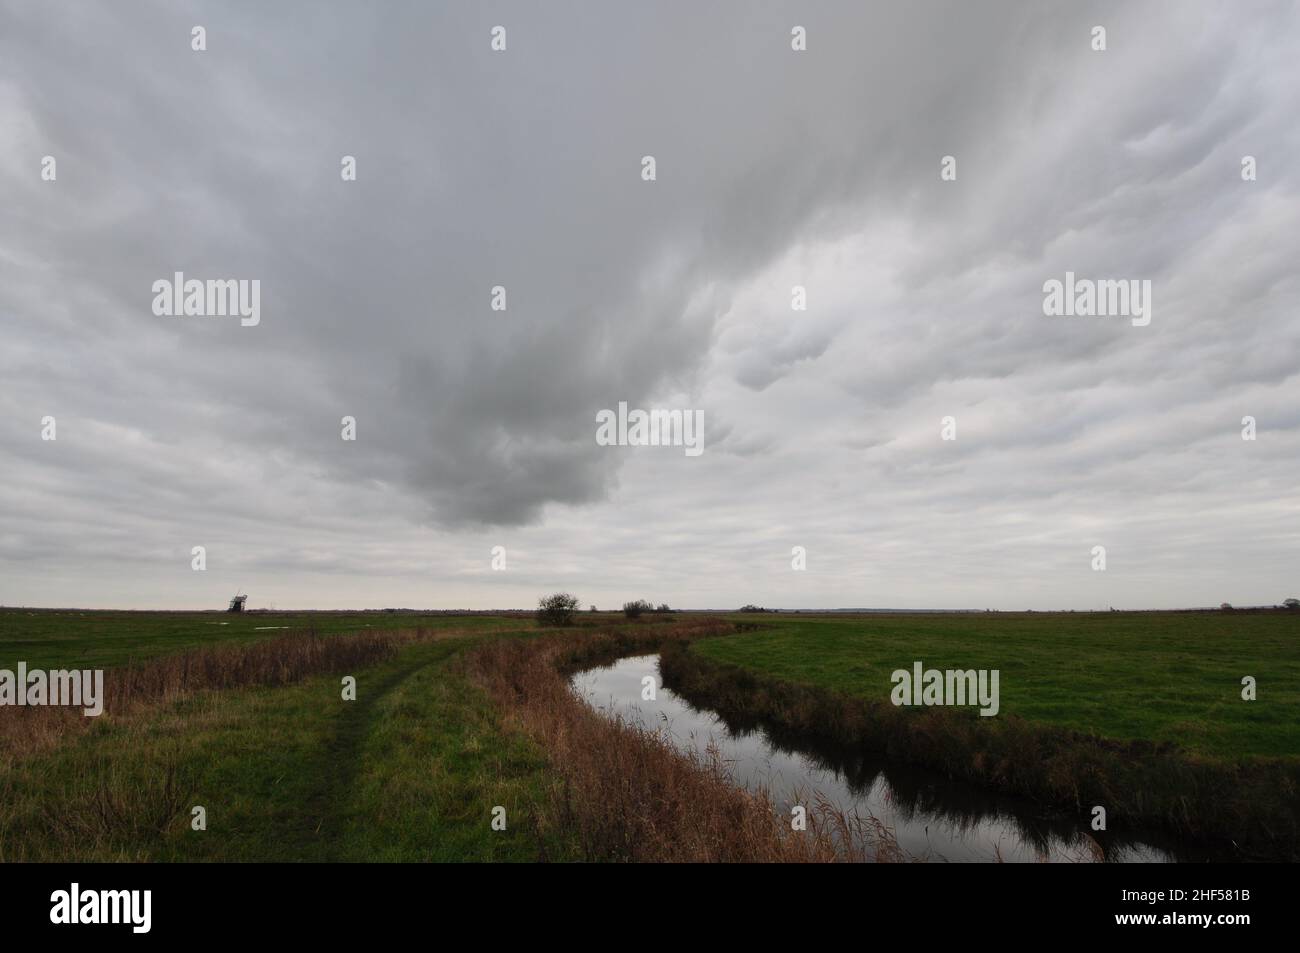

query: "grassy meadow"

left=698, top=612, right=1300, bottom=759
left=0, top=606, right=1296, bottom=860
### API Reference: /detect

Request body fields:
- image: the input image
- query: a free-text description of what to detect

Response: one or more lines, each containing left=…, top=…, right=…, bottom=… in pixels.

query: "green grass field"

left=701, top=612, right=1300, bottom=759
left=0, top=608, right=519, bottom=670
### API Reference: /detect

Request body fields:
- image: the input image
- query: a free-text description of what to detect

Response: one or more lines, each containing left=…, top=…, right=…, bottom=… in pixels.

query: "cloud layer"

left=2, top=1, right=1297, bottom=610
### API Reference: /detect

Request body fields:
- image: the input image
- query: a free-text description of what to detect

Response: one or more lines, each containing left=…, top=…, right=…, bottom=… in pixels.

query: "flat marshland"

left=0, top=607, right=1295, bottom=861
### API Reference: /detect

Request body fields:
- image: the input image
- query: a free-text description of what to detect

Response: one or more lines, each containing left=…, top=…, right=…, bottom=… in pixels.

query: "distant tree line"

left=622, top=600, right=672, bottom=618
left=535, top=594, right=676, bottom=625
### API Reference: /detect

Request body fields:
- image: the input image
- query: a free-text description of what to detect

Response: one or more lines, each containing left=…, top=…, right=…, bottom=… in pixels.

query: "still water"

left=572, top=654, right=1212, bottom=863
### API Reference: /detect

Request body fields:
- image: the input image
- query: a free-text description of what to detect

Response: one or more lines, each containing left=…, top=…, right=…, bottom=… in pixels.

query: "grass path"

left=0, top=634, right=567, bottom=861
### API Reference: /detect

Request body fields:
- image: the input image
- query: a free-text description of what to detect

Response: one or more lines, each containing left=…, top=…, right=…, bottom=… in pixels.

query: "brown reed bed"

left=462, top=620, right=903, bottom=862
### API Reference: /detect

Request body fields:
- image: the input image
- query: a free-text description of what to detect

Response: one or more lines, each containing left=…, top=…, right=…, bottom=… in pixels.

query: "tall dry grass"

left=464, top=622, right=902, bottom=862
left=33, top=752, right=197, bottom=857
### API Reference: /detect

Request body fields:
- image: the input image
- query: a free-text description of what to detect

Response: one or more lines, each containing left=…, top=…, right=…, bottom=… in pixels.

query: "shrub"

left=537, top=592, right=580, bottom=627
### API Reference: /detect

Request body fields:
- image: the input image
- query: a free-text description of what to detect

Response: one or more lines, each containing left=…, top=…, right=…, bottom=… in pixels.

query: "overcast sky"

left=2, top=1, right=1297, bottom=611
